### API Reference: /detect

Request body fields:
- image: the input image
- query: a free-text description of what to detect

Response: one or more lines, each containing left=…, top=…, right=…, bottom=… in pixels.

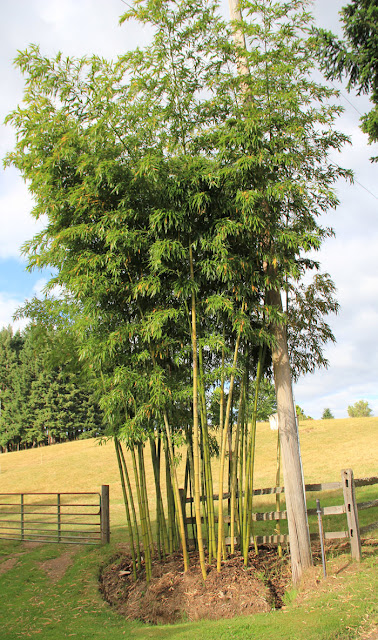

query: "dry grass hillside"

left=0, top=417, right=377, bottom=532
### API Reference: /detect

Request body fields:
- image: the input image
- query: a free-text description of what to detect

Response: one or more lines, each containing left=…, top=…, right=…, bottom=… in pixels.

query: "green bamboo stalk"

left=150, top=438, right=161, bottom=560
left=230, top=371, right=246, bottom=553
left=200, top=450, right=209, bottom=551
left=243, top=346, right=265, bottom=565
left=157, top=436, right=170, bottom=555
left=130, top=446, right=152, bottom=582
left=185, top=427, right=197, bottom=549
left=238, top=404, right=245, bottom=537
left=162, top=412, right=190, bottom=571
left=114, top=438, right=137, bottom=580
left=118, top=441, right=142, bottom=571
left=184, top=452, right=190, bottom=506
left=198, top=345, right=217, bottom=561
left=164, top=434, right=175, bottom=553
left=217, top=329, right=242, bottom=572
left=150, top=436, right=169, bottom=557
left=138, top=443, right=154, bottom=556
left=227, top=394, right=234, bottom=550
left=189, top=243, right=207, bottom=581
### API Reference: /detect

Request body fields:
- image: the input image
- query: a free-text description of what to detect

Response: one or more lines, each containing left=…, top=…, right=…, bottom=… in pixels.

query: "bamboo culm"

left=114, top=438, right=137, bottom=580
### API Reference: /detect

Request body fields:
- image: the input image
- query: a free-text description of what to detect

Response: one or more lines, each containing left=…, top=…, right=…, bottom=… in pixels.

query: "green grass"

left=0, top=539, right=377, bottom=640
left=0, top=416, right=377, bottom=639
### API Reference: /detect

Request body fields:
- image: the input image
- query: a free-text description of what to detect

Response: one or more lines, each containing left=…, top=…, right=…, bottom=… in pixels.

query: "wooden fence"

left=0, top=485, right=110, bottom=545
left=180, top=469, right=378, bottom=560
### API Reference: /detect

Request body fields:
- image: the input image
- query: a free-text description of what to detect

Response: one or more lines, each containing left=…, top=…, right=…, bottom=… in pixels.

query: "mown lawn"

left=0, top=538, right=377, bottom=640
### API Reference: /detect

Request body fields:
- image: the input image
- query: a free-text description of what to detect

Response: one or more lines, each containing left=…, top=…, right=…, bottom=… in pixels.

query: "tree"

left=0, top=319, right=103, bottom=451
left=0, top=327, right=24, bottom=451
left=254, top=379, right=277, bottom=422
left=287, top=274, right=339, bottom=381
left=225, top=0, right=349, bottom=583
left=295, top=405, right=313, bottom=421
left=347, top=399, right=373, bottom=417
left=315, top=0, right=378, bottom=161
left=322, top=408, right=334, bottom=419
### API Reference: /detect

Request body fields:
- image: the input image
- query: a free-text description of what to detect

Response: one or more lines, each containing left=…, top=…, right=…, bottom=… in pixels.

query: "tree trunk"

left=267, top=288, right=312, bottom=584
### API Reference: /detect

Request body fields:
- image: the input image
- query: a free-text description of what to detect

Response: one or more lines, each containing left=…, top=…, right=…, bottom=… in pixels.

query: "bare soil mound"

left=100, top=546, right=291, bottom=625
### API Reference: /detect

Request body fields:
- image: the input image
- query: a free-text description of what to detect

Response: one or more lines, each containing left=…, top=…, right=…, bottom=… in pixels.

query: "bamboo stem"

left=114, top=438, right=137, bottom=580
left=118, top=442, right=142, bottom=571
left=150, top=436, right=169, bottom=557
left=198, top=345, right=216, bottom=561
left=189, top=242, right=207, bottom=581
left=163, top=412, right=190, bottom=571
left=131, top=446, right=152, bottom=582
left=243, top=346, right=265, bottom=565
left=230, top=371, right=246, bottom=553
left=217, top=329, right=242, bottom=572
left=138, top=443, right=154, bottom=556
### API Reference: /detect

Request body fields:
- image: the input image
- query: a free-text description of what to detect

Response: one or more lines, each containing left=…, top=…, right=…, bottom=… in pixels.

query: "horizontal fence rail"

left=0, top=485, right=110, bottom=545
left=180, top=470, right=378, bottom=560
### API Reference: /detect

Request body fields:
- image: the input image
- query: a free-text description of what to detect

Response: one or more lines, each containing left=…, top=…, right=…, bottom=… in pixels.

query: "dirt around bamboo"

left=99, top=546, right=291, bottom=625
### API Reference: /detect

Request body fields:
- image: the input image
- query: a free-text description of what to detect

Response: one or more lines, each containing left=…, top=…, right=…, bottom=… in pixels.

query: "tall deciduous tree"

left=224, top=0, right=349, bottom=584
left=347, top=399, right=373, bottom=417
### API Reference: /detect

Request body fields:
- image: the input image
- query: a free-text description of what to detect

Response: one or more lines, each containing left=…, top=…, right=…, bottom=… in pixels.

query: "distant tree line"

left=321, top=402, right=373, bottom=420
left=0, top=324, right=104, bottom=452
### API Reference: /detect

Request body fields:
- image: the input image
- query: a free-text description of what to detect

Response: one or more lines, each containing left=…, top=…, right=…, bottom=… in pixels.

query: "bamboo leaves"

left=6, top=0, right=345, bottom=583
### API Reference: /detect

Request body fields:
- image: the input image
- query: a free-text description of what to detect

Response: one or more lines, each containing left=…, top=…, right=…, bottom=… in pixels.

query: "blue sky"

left=1, top=0, right=377, bottom=419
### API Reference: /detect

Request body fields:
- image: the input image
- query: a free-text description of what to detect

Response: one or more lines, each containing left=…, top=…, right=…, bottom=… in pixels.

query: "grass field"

left=0, top=417, right=377, bottom=639
left=0, top=416, right=377, bottom=539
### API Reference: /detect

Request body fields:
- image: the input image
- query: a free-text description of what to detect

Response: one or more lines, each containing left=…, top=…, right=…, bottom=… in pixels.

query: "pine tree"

left=0, top=327, right=24, bottom=451
left=315, top=0, right=378, bottom=160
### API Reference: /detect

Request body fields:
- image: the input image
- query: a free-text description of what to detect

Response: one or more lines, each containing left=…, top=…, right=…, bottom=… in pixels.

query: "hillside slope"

left=0, top=417, right=377, bottom=531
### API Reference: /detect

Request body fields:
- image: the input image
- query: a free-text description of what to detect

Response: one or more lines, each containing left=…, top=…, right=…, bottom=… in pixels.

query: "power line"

left=334, top=86, right=363, bottom=117
left=354, top=179, right=378, bottom=201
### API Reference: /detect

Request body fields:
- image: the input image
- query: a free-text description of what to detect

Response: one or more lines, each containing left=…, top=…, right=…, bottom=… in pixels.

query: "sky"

left=0, top=0, right=377, bottom=420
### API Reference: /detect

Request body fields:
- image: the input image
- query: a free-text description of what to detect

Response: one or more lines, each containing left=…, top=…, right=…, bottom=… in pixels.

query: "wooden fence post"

left=57, top=493, right=61, bottom=542
left=341, top=469, right=361, bottom=561
left=101, top=485, right=110, bottom=544
left=20, top=494, right=24, bottom=541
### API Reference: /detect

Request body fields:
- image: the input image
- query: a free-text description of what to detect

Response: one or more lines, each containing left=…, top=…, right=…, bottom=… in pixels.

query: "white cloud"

left=32, top=278, right=49, bottom=296
left=0, top=292, right=29, bottom=332
left=36, top=0, right=77, bottom=26
left=0, top=173, right=46, bottom=260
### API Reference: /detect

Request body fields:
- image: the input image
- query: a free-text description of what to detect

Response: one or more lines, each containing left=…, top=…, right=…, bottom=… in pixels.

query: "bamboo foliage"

left=6, top=0, right=346, bottom=584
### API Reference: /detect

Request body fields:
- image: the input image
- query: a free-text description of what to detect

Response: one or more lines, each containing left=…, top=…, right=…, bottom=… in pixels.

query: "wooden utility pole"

left=227, top=0, right=312, bottom=585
